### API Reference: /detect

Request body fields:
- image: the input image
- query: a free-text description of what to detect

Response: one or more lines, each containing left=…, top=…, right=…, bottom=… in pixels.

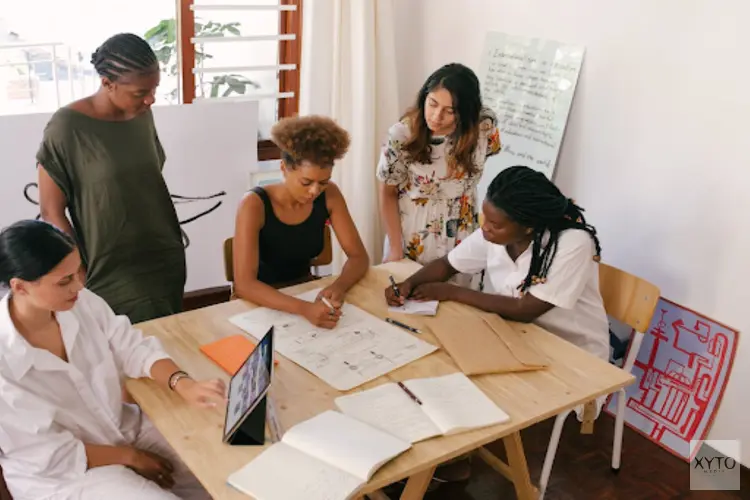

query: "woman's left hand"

left=175, top=378, right=227, bottom=409
left=316, top=284, right=346, bottom=309
left=411, top=282, right=458, bottom=302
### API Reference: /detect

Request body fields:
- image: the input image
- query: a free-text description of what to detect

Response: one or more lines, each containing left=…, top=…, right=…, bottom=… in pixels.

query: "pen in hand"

left=321, top=297, right=338, bottom=315
left=389, top=275, right=401, bottom=299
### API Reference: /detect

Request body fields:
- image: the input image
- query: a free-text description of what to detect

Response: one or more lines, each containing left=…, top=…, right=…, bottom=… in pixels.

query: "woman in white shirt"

left=385, top=165, right=609, bottom=360
left=0, top=220, right=226, bottom=500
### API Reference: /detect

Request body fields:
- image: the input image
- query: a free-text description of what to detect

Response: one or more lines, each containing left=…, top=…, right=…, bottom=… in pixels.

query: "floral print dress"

left=376, top=108, right=502, bottom=286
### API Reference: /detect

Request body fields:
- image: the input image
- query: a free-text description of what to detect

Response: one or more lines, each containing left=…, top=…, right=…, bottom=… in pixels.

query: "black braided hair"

left=90, top=33, right=158, bottom=81
left=486, top=165, right=602, bottom=294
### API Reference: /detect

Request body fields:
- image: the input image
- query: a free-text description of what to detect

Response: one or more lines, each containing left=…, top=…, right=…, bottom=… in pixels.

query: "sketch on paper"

left=22, top=181, right=226, bottom=249
left=604, top=298, right=738, bottom=461
left=228, top=289, right=438, bottom=391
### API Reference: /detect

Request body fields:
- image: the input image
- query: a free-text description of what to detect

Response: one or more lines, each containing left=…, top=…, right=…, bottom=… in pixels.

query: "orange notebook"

left=200, top=335, right=278, bottom=376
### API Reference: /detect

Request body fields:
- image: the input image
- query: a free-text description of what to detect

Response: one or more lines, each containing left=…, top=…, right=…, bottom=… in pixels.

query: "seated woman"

left=385, top=165, right=610, bottom=361
left=0, top=220, right=226, bottom=500
left=233, top=115, right=369, bottom=328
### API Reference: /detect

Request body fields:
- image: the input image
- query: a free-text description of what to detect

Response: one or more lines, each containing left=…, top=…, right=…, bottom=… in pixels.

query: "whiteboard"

left=0, top=101, right=258, bottom=293
left=476, top=31, right=584, bottom=203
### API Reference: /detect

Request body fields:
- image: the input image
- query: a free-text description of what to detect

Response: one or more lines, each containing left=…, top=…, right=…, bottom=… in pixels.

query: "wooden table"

left=127, top=260, right=634, bottom=500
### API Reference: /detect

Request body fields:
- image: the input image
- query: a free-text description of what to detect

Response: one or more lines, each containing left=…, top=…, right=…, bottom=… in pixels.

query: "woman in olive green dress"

left=36, top=33, right=185, bottom=324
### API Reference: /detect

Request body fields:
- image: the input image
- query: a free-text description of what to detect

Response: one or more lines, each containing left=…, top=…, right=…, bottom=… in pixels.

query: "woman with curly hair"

left=232, top=115, right=369, bottom=329
left=377, top=63, right=501, bottom=287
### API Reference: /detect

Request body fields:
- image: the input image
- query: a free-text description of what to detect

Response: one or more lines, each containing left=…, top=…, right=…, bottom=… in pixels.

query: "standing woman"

left=377, top=62, right=501, bottom=285
left=36, top=33, right=185, bottom=324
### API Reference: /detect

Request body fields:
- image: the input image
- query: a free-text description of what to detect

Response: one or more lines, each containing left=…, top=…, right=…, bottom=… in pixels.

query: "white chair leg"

left=539, top=409, right=572, bottom=499
left=611, top=388, right=627, bottom=472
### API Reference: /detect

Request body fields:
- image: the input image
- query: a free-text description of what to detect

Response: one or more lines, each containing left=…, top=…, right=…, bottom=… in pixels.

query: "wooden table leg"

left=503, top=432, right=536, bottom=500
left=366, top=490, right=392, bottom=500
left=400, top=466, right=437, bottom=500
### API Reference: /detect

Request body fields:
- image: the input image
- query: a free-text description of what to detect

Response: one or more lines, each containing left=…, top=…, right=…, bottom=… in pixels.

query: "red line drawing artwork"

left=604, top=298, right=738, bottom=461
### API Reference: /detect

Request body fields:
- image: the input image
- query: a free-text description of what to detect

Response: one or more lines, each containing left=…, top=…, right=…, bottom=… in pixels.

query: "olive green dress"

left=36, top=107, right=186, bottom=324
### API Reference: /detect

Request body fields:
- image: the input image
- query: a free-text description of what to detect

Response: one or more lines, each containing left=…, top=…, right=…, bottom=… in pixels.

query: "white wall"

left=393, top=0, right=749, bottom=465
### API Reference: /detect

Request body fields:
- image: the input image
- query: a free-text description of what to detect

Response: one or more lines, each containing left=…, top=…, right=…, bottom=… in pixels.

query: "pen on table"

left=386, top=317, right=421, bottom=334
left=389, top=275, right=401, bottom=298
left=397, top=381, right=422, bottom=406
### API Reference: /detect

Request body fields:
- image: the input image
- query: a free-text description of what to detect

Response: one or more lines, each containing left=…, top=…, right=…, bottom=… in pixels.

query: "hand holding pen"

left=385, top=275, right=412, bottom=306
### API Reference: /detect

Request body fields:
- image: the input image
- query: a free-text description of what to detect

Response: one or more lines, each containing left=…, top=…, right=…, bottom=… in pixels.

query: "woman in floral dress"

left=377, top=62, right=501, bottom=287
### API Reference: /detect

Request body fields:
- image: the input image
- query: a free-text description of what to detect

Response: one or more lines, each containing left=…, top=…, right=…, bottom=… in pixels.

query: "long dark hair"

left=486, top=166, right=602, bottom=293
left=402, top=63, right=484, bottom=174
left=0, top=220, right=76, bottom=287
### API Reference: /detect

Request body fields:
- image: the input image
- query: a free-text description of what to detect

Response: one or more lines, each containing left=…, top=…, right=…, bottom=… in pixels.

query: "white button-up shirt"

left=448, top=228, right=610, bottom=361
left=0, top=289, right=170, bottom=500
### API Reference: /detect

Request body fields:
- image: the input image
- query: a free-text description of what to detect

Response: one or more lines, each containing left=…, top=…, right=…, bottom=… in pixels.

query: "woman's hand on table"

left=174, top=378, right=227, bottom=409
left=316, top=284, right=346, bottom=309
left=384, top=280, right=413, bottom=306
left=303, top=298, right=342, bottom=329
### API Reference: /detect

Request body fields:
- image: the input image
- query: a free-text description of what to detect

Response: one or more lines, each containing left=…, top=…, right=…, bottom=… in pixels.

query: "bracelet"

left=168, top=370, right=190, bottom=392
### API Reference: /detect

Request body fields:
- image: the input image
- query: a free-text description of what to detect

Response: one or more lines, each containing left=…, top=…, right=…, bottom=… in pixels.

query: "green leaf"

left=226, top=26, right=241, bottom=36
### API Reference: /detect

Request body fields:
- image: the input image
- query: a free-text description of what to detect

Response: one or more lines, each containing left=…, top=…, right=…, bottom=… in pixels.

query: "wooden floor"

left=380, top=412, right=748, bottom=500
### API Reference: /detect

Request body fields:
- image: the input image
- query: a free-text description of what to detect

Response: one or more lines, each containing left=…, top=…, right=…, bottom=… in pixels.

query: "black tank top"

left=253, top=186, right=330, bottom=286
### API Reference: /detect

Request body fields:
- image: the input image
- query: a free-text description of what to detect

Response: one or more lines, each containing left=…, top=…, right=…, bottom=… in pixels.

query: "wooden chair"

left=223, top=224, right=333, bottom=294
left=535, top=262, right=660, bottom=498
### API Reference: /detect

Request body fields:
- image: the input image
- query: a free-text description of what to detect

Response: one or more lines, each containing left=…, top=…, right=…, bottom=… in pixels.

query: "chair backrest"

left=598, top=262, right=660, bottom=333
left=223, top=224, right=333, bottom=284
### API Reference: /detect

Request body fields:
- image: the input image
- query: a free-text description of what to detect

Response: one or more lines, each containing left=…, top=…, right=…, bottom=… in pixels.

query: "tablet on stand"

left=222, top=326, right=275, bottom=446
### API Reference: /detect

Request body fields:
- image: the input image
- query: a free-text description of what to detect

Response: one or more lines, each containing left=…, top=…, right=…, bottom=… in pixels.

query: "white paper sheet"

left=335, top=383, right=442, bottom=443
left=228, top=289, right=438, bottom=391
left=227, top=442, right=362, bottom=500
left=406, top=373, right=511, bottom=435
left=282, top=410, right=411, bottom=481
left=388, top=300, right=439, bottom=316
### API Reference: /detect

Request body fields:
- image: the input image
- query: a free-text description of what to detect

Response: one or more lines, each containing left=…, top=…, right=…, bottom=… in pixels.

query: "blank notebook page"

left=405, top=373, right=510, bottom=435
left=226, top=442, right=362, bottom=500
left=282, top=410, right=411, bottom=481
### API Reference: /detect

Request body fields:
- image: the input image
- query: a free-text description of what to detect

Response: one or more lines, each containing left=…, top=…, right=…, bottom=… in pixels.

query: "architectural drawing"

left=229, top=289, right=438, bottom=391
left=604, top=298, right=737, bottom=460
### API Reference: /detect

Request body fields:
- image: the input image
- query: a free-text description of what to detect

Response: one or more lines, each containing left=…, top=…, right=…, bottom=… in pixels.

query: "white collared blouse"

left=0, top=288, right=170, bottom=500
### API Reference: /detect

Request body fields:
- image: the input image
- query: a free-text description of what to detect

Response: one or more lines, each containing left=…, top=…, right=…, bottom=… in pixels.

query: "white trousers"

left=68, top=418, right=211, bottom=500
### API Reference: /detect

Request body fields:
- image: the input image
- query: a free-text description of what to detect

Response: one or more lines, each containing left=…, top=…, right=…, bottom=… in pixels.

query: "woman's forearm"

left=235, top=279, right=310, bottom=316
left=331, top=253, right=369, bottom=293
left=405, top=256, right=458, bottom=288
left=379, top=184, right=404, bottom=253
left=85, top=443, right=134, bottom=469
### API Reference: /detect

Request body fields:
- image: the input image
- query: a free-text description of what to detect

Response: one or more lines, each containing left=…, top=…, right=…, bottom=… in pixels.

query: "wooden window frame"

left=177, top=0, right=303, bottom=161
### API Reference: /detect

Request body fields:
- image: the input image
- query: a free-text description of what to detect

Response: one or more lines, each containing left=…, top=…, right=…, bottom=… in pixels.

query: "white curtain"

left=299, top=0, right=400, bottom=271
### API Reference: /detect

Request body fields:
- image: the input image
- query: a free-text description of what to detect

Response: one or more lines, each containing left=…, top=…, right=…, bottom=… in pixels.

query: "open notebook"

left=335, top=373, right=510, bottom=444
left=227, top=410, right=411, bottom=500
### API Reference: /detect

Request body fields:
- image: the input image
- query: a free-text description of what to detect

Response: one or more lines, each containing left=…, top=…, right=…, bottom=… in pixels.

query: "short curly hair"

left=270, top=115, right=350, bottom=168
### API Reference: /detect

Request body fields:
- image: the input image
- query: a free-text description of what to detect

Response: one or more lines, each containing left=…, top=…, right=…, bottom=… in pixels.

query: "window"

left=178, top=0, right=303, bottom=159
left=0, top=1, right=179, bottom=114
left=0, top=1, right=303, bottom=159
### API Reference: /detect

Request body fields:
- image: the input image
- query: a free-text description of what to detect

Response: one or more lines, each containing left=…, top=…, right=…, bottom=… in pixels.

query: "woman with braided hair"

left=385, top=165, right=610, bottom=361
left=36, top=33, right=186, bottom=324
